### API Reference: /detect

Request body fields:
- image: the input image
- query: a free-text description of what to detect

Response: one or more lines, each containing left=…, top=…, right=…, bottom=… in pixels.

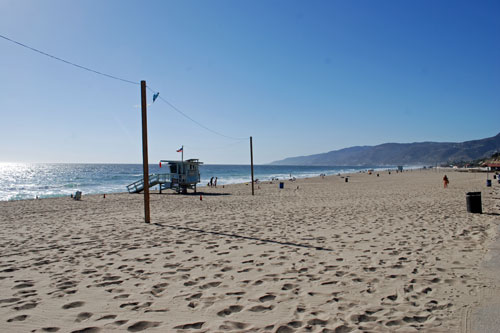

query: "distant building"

left=486, top=163, right=500, bottom=172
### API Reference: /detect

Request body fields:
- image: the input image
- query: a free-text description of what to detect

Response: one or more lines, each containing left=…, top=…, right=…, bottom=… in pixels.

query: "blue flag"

left=153, top=92, right=159, bottom=103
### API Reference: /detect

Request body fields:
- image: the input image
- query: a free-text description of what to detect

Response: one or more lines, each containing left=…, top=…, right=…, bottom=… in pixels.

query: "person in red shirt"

left=443, top=175, right=449, bottom=188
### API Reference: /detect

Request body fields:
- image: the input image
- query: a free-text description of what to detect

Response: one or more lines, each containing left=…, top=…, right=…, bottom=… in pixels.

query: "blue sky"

left=1, top=0, right=499, bottom=164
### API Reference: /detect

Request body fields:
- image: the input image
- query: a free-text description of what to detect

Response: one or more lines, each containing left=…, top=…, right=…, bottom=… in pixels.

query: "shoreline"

left=1, top=169, right=498, bottom=332
left=2, top=166, right=425, bottom=202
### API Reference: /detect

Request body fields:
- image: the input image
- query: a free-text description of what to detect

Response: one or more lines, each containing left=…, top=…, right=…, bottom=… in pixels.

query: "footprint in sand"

left=333, top=324, right=353, bottom=332
left=42, top=328, right=60, bottom=332
left=349, top=313, right=377, bottom=324
left=70, top=327, right=100, bottom=333
left=7, top=314, right=28, bottom=322
left=14, top=302, right=37, bottom=310
left=173, top=322, right=204, bottom=330
left=199, top=281, right=221, bottom=289
left=185, top=292, right=203, bottom=301
left=385, top=319, right=403, bottom=327
left=151, top=283, right=168, bottom=296
left=127, top=321, right=161, bottom=332
left=287, top=321, right=303, bottom=328
left=248, top=305, right=274, bottom=312
left=218, top=321, right=249, bottom=330
left=275, top=325, right=294, bottom=333
left=403, top=315, right=429, bottom=323
left=96, top=314, right=117, bottom=321
left=75, top=312, right=93, bottom=322
left=62, top=301, right=85, bottom=309
left=12, top=282, right=34, bottom=289
left=259, top=294, right=276, bottom=302
left=120, top=302, right=139, bottom=308
left=0, top=297, right=21, bottom=304
left=217, top=305, right=243, bottom=317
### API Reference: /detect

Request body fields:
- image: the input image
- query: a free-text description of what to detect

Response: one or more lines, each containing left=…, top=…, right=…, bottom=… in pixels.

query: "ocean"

left=0, top=163, right=392, bottom=201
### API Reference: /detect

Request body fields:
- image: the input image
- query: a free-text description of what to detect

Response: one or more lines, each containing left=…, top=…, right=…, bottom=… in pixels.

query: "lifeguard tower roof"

left=160, top=159, right=203, bottom=164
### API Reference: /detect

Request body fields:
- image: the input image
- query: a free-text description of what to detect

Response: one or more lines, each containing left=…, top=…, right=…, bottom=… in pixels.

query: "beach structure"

left=127, top=159, right=203, bottom=194
left=485, top=163, right=500, bottom=172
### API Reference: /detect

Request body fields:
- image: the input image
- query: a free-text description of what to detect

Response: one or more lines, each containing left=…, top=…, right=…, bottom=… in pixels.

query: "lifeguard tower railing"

left=126, top=173, right=172, bottom=193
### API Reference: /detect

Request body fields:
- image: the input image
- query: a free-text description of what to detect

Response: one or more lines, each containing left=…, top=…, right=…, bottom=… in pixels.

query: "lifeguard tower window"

left=170, top=164, right=177, bottom=173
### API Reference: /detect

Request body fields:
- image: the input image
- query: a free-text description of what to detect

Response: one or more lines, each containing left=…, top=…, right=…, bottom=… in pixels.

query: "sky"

left=0, top=0, right=499, bottom=164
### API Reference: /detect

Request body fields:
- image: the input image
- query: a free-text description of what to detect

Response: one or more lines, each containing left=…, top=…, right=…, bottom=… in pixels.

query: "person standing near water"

left=443, top=175, right=449, bottom=188
left=214, top=177, right=217, bottom=187
left=210, top=177, right=214, bottom=187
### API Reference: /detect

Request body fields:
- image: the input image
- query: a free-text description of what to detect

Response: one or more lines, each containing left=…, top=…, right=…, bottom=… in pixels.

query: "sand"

left=1, top=169, right=499, bottom=332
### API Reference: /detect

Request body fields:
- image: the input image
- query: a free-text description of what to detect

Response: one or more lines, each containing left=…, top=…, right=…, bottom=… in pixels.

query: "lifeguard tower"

left=127, top=159, right=203, bottom=194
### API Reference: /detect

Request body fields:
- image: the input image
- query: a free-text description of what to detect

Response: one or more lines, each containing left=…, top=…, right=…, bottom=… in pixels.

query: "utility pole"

left=141, top=80, right=150, bottom=223
left=250, top=136, right=254, bottom=195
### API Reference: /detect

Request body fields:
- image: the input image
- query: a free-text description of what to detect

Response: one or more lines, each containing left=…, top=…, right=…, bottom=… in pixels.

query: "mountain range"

left=271, top=133, right=500, bottom=166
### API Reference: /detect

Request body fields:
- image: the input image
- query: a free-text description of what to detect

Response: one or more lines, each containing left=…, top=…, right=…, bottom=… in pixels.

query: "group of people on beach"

left=208, top=176, right=217, bottom=187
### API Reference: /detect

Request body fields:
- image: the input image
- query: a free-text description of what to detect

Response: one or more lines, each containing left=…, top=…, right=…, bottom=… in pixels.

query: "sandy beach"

left=1, top=169, right=499, bottom=332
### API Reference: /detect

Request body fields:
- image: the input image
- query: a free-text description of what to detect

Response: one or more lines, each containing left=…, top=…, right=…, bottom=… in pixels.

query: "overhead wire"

left=183, top=139, right=248, bottom=153
left=0, top=34, right=139, bottom=86
left=146, top=85, right=248, bottom=141
left=1, top=33, right=249, bottom=141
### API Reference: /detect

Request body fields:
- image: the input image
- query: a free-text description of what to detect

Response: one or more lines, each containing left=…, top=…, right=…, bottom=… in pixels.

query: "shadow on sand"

left=150, top=191, right=231, bottom=197
left=153, top=222, right=333, bottom=252
left=483, top=212, right=500, bottom=216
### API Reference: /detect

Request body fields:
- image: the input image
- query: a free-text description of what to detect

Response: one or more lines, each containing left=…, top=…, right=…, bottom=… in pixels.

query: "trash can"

left=279, top=182, right=284, bottom=189
left=466, top=192, right=482, bottom=214
left=345, top=177, right=349, bottom=183
left=486, top=179, right=492, bottom=187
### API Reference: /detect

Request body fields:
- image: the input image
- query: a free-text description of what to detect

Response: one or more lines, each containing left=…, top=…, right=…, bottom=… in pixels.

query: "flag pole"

left=182, top=145, right=184, bottom=162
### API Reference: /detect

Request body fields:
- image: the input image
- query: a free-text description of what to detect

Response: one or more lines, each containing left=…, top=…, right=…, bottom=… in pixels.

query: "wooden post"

left=141, top=80, right=151, bottom=223
left=250, top=136, right=254, bottom=195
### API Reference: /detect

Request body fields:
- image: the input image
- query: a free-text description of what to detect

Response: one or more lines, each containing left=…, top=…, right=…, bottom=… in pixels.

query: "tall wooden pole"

left=250, top=136, right=254, bottom=195
left=141, top=80, right=151, bottom=223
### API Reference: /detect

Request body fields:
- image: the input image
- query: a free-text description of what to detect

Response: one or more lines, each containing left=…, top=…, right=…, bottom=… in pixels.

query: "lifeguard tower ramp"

left=126, top=159, right=202, bottom=194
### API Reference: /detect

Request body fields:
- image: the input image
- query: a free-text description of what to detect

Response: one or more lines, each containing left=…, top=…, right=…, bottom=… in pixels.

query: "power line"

left=0, top=34, right=139, bottom=85
left=1, top=33, right=249, bottom=141
left=147, top=86, right=248, bottom=140
left=183, top=140, right=248, bottom=153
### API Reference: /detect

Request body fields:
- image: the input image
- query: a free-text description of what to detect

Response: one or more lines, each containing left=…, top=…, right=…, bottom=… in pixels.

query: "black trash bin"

left=279, top=182, right=284, bottom=189
left=466, top=192, right=482, bottom=214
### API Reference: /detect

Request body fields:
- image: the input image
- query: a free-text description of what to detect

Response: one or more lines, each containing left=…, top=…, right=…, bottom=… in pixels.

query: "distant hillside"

left=271, top=133, right=500, bottom=166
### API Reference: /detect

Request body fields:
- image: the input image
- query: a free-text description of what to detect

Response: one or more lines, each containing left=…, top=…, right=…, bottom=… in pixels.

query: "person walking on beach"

left=214, top=177, right=217, bottom=187
left=210, top=177, right=214, bottom=187
left=443, top=175, right=449, bottom=188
